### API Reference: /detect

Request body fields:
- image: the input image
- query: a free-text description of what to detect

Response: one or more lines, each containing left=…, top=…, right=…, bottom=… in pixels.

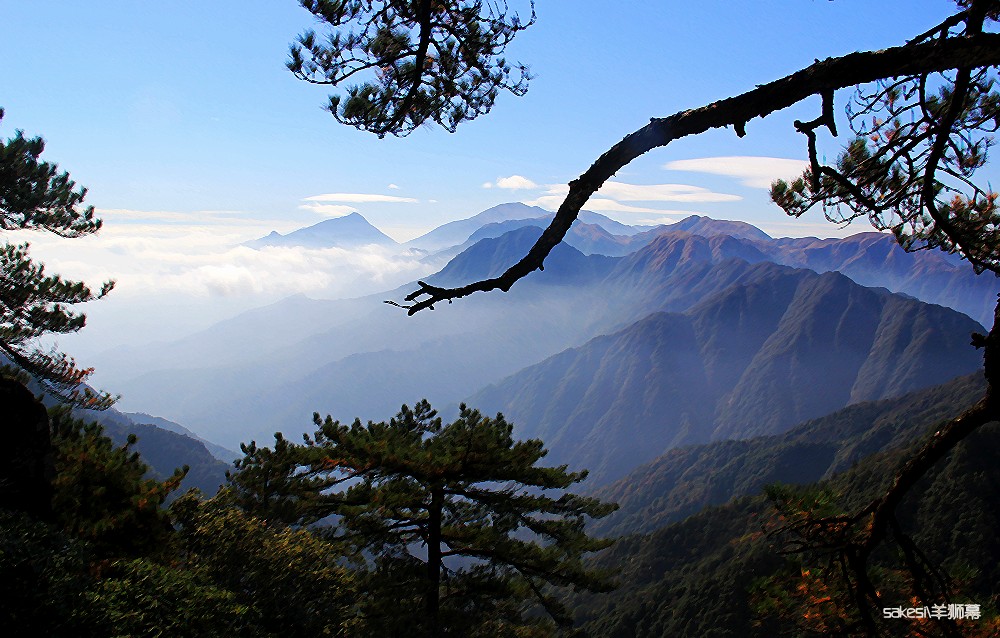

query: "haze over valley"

left=79, top=203, right=996, bottom=482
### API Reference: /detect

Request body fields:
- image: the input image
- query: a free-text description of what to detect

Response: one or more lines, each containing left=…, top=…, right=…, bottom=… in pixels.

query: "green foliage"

left=226, top=431, right=332, bottom=526
left=171, top=492, right=359, bottom=637
left=49, top=408, right=186, bottom=558
left=228, top=400, right=617, bottom=634
left=2, top=415, right=354, bottom=637
left=0, top=509, right=93, bottom=637
left=568, top=387, right=1000, bottom=636
left=77, top=558, right=267, bottom=638
left=770, top=12, right=1000, bottom=275
left=0, top=108, right=113, bottom=407
left=289, top=0, right=535, bottom=137
left=0, top=509, right=268, bottom=638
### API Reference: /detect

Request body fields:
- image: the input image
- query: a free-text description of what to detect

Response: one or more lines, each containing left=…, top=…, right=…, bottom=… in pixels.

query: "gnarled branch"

left=391, top=32, right=1000, bottom=313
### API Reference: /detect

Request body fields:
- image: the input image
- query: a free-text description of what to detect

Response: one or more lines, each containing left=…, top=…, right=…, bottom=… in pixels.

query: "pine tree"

left=288, top=0, right=535, bottom=137
left=48, top=408, right=186, bottom=559
left=228, top=400, right=617, bottom=635
left=0, top=108, right=114, bottom=407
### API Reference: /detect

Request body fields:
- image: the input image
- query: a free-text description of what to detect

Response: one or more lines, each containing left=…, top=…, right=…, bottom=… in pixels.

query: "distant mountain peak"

left=406, top=202, right=656, bottom=252
left=666, top=215, right=772, bottom=241
left=245, top=212, right=397, bottom=249
left=428, top=225, right=617, bottom=286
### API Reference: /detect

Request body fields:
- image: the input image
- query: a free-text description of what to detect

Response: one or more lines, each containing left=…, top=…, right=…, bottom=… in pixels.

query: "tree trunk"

left=0, top=377, right=53, bottom=520
left=425, top=483, right=443, bottom=633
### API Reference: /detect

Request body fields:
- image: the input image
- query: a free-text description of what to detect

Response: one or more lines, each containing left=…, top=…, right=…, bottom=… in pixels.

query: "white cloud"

left=387, top=183, right=400, bottom=190
left=753, top=217, right=877, bottom=238
left=485, top=175, right=538, bottom=190
left=36, top=225, right=444, bottom=357
left=303, top=193, right=419, bottom=203
left=598, top=181, right=741, bottom=203
left=522, top=180, right=740, bottom=212
left=663, top=156, right=809, bottom=189
left=17, top=220, right=437, bottom=304
left=522, top=194, right=665, bottom=214
left=632, top=212, right=703, bottom=226
left=298, top=202, right=359, bottom=217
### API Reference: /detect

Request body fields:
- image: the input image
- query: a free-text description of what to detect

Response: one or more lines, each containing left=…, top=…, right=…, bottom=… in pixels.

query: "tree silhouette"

left=0, top=108, right=114, bottom=407
left=289, top=0, right=535, bottom=138
left=228, top=400, right=616, bottom=635
left=390, top=3, right=999, bottom=314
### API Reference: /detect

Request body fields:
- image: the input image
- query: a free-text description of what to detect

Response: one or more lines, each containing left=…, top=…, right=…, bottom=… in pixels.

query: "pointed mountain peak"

left=245, top=212, right=397, bottom=249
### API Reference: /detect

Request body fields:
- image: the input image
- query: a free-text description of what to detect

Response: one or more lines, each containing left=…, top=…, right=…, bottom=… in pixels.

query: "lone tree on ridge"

left=227, top=400, right=617, bottom=635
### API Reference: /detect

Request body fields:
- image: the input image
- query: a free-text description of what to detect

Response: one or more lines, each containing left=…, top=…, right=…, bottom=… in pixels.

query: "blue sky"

left=0, top=0, right=982, bottom=350
left=2, top=0, right=965, bottom=235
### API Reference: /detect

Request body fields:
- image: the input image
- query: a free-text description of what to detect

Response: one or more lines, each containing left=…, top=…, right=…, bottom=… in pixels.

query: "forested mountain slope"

left=592, top=372, right=986, bottom=537
left=469, top=263, right=984, bottom=485
left=569, top=380, right=1000, bottom=636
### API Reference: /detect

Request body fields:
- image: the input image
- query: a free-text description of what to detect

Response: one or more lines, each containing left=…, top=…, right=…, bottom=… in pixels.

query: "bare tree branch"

left=392, top=32, right=1000, bottom=314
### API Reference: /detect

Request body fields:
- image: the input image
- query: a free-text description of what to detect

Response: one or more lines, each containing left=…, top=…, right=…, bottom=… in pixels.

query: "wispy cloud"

left=633, top=212, right=704, bottom=226
left=95, top=208, right=251, bottom=225
left=28, top=221, right=444, bottom=355
left=483, top=175, right=538, bottom=190
left=523, top=194, right=666, bottom=214
left=599, top=181, right=741, bottom=203
left=523, top=180, right=740, bottom=212
left=303, top=193, right=419, bottom=203
left=298, top=202, right=359, bottom=217
left=754, top=217, right=877, bottom=238
left=21, top=222, right=437, bottom=304
left=663, top=156, right=809, bottom=189
left=387, top=183, right=400, bottom=190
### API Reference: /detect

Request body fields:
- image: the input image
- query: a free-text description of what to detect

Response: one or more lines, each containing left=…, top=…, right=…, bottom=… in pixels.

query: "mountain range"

left=90, top=205, right=997, bottom=485
left=240, top=203, right=996, bottom=325
left=404, top=202, right=652, bottom=252
left=469, top=256, right=984, bottom=485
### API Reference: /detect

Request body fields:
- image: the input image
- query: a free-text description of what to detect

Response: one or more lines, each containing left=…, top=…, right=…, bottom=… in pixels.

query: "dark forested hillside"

left=592, top=373, right=986, bottom=537
left=84, top=409, right=231, bottom=498
left=570, top=386, right=1000, bottom=637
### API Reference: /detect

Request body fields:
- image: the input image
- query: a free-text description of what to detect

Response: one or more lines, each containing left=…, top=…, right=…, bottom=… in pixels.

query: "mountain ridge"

left=467, top=261, right=985, bottom=485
